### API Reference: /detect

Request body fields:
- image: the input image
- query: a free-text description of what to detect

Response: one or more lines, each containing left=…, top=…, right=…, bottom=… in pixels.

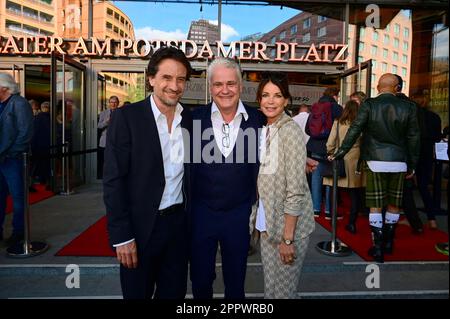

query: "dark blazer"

left=191, top=102, right=265, bottom=209
left=103, top=96, right=192, bottom=254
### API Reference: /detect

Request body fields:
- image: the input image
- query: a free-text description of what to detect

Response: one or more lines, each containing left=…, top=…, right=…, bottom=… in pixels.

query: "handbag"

left=321, top=121, right=346, bottom=178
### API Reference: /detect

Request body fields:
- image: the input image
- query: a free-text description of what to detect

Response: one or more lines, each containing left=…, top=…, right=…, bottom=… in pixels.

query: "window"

left=114, top=12, right=120, bottom=20
left=372, top=60, right=377, bottom=70
left=290, top=24, right=297, bottom=34
left=373, top=31, right=379, bottom=41
left=402, top=54, right=408, bottom=64
left=394, top=23, right=400, bottom=35
left=303, top=18, right=311, bottom=29
left=392, top=65, right=398, bottom=74
left=386, top=24, right=390, bottom=32
left=302, top=32, right=311, bottom=43
left=271, top=36, right=276, bottom=44
left=279, top=31, right=286, bottom=39
left=384, top=34, right=390, bottom=45
left=382, top=62, right=388, bottom=72
left=371, top=88, right=376, bottom=97
left=318, top=26, right=326, bottom=37
left=106, top=22, right=112, bottom=30
left=403, top=27, right=409, bottom=38
left=393, top=51, right=399, bottom=61
left=371, top=74, right=376, bottom=84
left=359, top=42, right=365, bottom=51
left=394, top=38, right=399, bottom=48
left=358, top=56, right=364, bottom=63
left=318, top=15, right=327, bottom=23
left=402, top=67, right=407, bottom=77
left=302, top=33, right=310, bottom=43
left=403, top=41, right=409, bottom=51
left=360, top=27, right=365, bottom=37
left=383, top=48, right=388, bottom=59
left=371, top=45, right=378, bottom=55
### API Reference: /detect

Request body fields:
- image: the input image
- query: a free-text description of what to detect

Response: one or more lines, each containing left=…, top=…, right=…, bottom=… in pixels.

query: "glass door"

left=340, top=59, right=372, bottom=103
left=50, top=53, right=86, bottom=193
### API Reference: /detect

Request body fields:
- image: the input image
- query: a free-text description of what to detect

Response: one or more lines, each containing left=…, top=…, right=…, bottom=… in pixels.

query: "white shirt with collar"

left=113, top=95, right=184, bottom=247
left=211, top=100, right=248, bottom=158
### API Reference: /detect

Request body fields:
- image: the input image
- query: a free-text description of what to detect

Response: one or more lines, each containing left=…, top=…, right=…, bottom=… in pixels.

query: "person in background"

left=29, top=99, right=41, bottom=116
left=323, top=100, right=363, bottom=234
left=0, top=73, right=33, bottom=246
left=350, top=91, right=367, bottom=105
left=97, top=96, right=119, bottom=179
left=305, top=87, right=343, bottom=219
left=331, top=73, right=420, bottom=263
left=411, top=91, right=442, bottom=230
left=103, top=47, right=193, bottom=299
left=251, top=71, right=314, bottom=298
left=292, top=104, right=310, bottom=144
left=30, top=101, right=51, bottom=188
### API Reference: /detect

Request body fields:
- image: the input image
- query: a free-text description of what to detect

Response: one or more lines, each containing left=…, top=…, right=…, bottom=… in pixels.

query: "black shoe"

left=29, top=186, right=37, bottom=193
left=314, top=211, right=321, bottom=218
left=6, top=233, right=24, bottom=246
left=345, top=223, right=357, bottom=234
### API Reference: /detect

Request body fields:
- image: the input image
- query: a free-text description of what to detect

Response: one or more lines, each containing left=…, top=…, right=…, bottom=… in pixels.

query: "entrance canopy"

left=112, top=0, right=448, bottom=28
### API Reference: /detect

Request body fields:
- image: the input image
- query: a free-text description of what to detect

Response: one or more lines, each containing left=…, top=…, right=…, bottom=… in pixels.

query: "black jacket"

left=103, top=97, right=192, bottom=253
left=335, top=93, right=420, bottom=170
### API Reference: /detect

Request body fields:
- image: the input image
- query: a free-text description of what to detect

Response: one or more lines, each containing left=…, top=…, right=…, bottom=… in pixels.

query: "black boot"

left=368, top=226, right=384, bottom=263
left=383, top=223, right=397, bottom=255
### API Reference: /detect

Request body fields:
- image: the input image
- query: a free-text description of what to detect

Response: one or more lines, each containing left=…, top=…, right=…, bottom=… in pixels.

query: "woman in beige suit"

left=323, top=100, right=364, bottom=233
left=250, top=72, right=315, bottom=299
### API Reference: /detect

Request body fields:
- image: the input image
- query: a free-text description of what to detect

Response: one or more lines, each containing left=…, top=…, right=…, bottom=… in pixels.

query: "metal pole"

left=61, top=55, right=66, bottom=194
left=218, top=0, right=222, bottom=41
left=316, top=159, right=352, bottom=257
left=7, top=153, right=49, bottom=257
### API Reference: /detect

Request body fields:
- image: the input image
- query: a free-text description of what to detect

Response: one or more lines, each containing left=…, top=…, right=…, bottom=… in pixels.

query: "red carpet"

left=56, top=191, right=448, bottom=260
left=6, top=184, right=54, bottom=214
left=316, top=190, right=449, bottom=262
left=55, top=216, right=115, bottom=257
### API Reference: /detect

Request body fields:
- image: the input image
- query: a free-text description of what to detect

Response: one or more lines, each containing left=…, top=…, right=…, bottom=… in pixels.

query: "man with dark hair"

left=332, top=73, right=420, bottom=263
left=103, top=46, right=193, bottom=299
left=0, top=73, right=33, bottom=245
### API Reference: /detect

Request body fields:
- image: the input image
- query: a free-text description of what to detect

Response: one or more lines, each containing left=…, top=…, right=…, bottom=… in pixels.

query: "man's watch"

left=283, top=238, right=294, bottom=245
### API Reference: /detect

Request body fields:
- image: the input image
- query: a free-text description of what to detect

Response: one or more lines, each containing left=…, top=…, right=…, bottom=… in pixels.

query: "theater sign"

left=0, top=36, right=348, bottom=63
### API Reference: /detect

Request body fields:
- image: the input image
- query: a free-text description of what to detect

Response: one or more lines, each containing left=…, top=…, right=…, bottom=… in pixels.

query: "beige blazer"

left=250, top=113, right=315, bottom=244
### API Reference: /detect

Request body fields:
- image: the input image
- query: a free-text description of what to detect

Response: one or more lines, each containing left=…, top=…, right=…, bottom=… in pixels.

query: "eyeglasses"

left=222, top=123, right=230, bottom=148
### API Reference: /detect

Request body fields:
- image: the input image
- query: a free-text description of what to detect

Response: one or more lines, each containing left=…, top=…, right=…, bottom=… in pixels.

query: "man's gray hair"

left=0, top=73, right=19, bottom=94
left=207, top=58, right=242, bottom=85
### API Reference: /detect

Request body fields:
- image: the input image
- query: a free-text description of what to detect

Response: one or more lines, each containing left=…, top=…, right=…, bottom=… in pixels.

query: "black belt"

left=157, top=203, right=183, bottom=216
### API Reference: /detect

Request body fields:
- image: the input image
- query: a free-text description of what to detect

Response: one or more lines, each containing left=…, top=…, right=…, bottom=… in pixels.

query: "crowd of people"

left=0, top=46, right=448, bottom=299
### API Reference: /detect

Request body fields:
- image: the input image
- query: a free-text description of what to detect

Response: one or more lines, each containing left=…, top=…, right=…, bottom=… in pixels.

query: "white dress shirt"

left=211, top=100, right=248, bottom=158
left=292, top=111, right=310, bottom=144
left=113, top=96, right=184, bottom=247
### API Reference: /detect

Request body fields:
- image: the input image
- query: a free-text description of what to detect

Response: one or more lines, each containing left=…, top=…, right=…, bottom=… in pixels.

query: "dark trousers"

left=402, top=180, right=424, bottom=231
left=120, top=207, right=188, bottom=299
left=97, top=147, right=105, bottom=179
left=417, top=160, right=437, bottom=220
left=190, top=200, right=251, bottom=299
left=347, top=188, right=361, bottom=225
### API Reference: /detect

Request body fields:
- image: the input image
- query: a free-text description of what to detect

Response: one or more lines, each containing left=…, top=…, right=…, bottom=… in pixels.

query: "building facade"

left=187, top=19, right=220, bottom=43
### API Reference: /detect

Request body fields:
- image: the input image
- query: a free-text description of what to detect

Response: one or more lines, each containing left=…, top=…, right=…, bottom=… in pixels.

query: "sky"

left=112, top=1, right=299, bottom=41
